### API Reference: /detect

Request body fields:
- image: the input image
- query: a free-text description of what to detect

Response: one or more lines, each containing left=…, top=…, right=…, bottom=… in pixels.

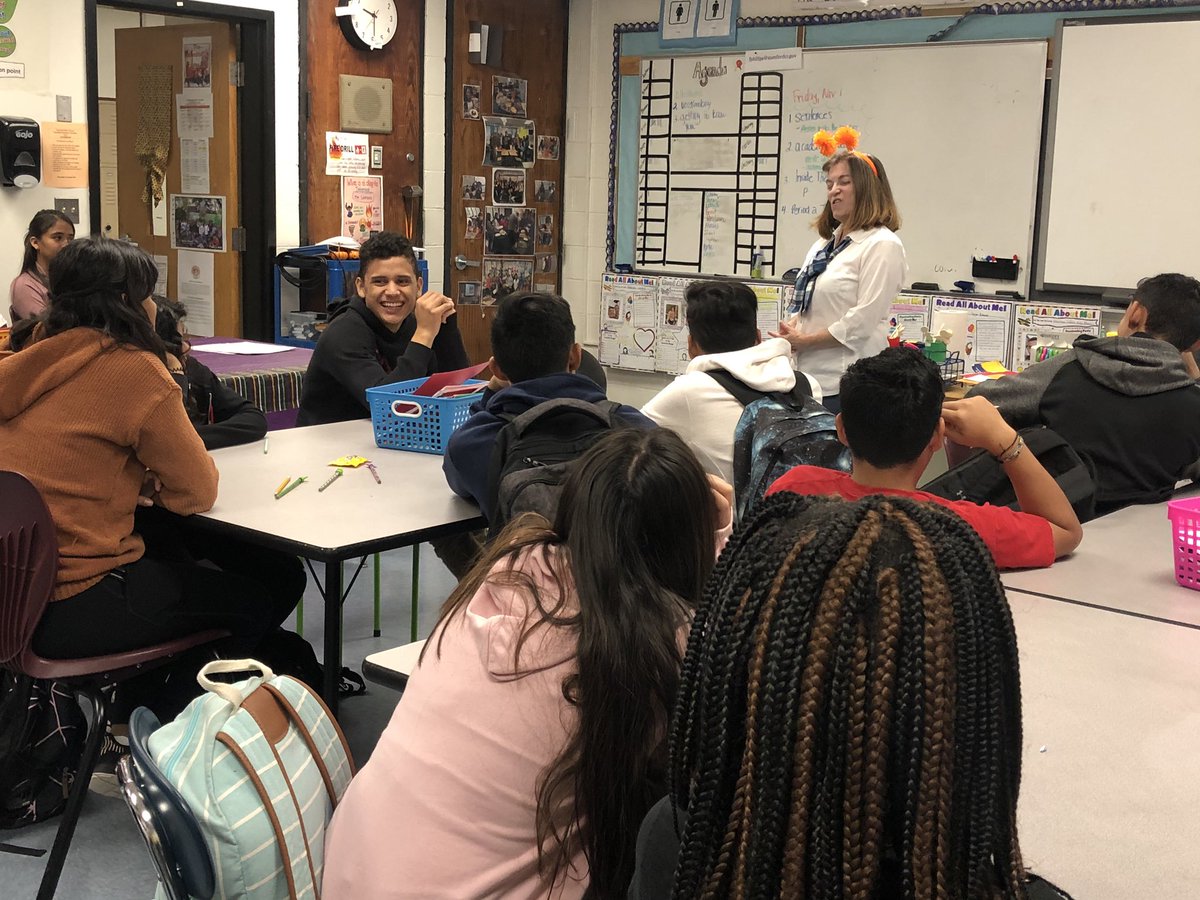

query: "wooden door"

left=448, top=0, right=569, bottom=363
left=115, top=22, right=240, bottom=336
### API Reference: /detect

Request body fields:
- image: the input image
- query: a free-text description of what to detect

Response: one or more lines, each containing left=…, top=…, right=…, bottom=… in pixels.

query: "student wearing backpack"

left=641, top=279, right=820, bottom=484
left=325, top=428, right=731, bottom=899
left=443, top=291, right=652, bottom=522
left=767, top=347, right=1082, bottom=569
left=966, top=273, right=1200, bottom=516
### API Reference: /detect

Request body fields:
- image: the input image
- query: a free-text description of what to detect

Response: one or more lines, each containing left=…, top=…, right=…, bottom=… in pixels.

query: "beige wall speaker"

left=339, top=75, right=393, bottom=134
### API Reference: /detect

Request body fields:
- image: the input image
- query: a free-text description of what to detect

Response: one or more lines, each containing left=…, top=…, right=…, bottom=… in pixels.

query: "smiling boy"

left=298, top=232, right=469, bottom=426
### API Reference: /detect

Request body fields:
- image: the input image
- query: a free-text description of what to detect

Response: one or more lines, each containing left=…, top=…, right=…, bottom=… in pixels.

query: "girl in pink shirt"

left=324, top=428, right=730, bottom=899
left=9, top=208, right=75, bottom=322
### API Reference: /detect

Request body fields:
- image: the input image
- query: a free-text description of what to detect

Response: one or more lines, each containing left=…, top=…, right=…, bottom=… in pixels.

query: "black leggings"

left=33, top=511, right=305, bottom=718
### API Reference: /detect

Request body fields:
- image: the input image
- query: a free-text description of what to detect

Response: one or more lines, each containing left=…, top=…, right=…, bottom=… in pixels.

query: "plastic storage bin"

left=367, top=377, right=484, bottom=455
left=1167, top=496, right=1200, bottom=590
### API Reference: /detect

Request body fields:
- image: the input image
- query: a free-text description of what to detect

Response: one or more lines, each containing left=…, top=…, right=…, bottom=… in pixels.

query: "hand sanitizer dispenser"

left=0, top=117, right=41, bottom=189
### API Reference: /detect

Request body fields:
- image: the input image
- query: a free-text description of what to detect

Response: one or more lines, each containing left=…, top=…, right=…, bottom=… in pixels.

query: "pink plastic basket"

left=1167, top=496, right=1200, bottom=590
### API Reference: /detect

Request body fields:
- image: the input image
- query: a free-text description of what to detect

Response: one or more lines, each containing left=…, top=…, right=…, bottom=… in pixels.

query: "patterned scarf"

left=787, top=236, right=851, bottom=316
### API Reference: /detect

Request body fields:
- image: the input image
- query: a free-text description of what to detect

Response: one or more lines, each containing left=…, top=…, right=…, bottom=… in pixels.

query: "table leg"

left=323, top=558, right=343, bottom=714
left=411, top=544, right=420, bottom=643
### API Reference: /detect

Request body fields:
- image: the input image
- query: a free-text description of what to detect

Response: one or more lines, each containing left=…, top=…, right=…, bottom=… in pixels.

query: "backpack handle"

left=197, top=658, right=276, bottom=707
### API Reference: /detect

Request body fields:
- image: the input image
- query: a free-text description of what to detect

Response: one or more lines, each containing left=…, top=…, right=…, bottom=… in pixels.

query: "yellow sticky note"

left=330, top=455, right=369, bottom=468
left=980, top=361, right=1009, bottom=374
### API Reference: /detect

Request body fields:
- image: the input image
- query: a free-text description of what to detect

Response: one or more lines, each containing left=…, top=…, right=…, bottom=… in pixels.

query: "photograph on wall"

left=341, top=174, right=383, bottom=241
left=182, top=36, right=212, bottom=89
left=537, top=214, right=554, bottom=248
left=536, top=253, right=557, bottom=274
left=492, top=75, right=528, bottom=117
left=663, top=300, right=682, bottom=327
left=481, top=257, right=534, bottom=304
left=534, top=283, right=556, bottom=294
left=170, top=194, right=225, bottom=252
left=534, top=179, right=557, bottom=203
left=458, top=281, right=481, bottom=305
left=462, top=83, right=482, bottom=120
left=492, top=168, right=525, bottom=205
left=464, top=207, right=482, bottom=240
left=462, top=174, right=486, bottom=200
left=536, top=135, right=560, bottom=161
left=482, top=117, right=535, bottom=168
left=485, top=206, right=535, bottom=255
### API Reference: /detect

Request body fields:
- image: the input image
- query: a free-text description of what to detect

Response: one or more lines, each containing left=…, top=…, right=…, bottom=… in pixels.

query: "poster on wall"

left=655, top=276, right=691, bottom=374
left=1012, top=304, right=1102, bottom=372
left=481, top=257, right=533, bottom=304
left=182, top=36, right=212, bottom=91
left=340, top=175, right=383, bottom=241
left=176, top=249, right=214, bottom=336
left=930, top=296, right=1013, bottom=370
left=325, top=131, right=369, bottom=176
left=170, top=193, right=225, bottom=252
left=599, top=273, right=658, bottom=372
left=38, top=121, right=88, bottom=188
left=180, top=138, right=210, bottom=194
left=888, top=293, right=932, bottom=340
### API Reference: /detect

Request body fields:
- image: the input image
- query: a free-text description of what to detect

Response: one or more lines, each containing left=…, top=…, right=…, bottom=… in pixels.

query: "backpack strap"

left=484, top=398, right=622, bottom=522
left=706, top=368, right=813, bottom=407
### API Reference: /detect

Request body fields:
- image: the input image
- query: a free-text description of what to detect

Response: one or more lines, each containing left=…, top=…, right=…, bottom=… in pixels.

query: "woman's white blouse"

left=789, top=226, right=907, bottom=397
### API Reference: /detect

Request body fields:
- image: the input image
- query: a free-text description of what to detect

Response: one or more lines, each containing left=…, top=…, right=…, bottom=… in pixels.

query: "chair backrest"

left=0, top=471, right=59, bottom=668
left=124, top=706, right=216, bottom=900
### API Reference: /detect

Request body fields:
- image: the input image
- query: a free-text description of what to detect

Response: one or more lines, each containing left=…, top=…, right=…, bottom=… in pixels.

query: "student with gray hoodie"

left=642, top=279, right=820, bottom=484
left=968, top=273, right=1200, bottom=516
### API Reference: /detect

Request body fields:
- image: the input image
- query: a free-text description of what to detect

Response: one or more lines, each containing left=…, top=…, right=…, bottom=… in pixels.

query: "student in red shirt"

left=767, top=347, right=1082, bottom=568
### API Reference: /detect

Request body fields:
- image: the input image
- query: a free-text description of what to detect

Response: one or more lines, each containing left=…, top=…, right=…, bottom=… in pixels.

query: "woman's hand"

left=769, top=319, right=805, bottom=351
left=138, top=470, right=163, bottom=507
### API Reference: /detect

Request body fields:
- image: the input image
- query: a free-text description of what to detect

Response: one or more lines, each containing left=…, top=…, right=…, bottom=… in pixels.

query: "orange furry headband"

left=813, top=126, right=878, bottom=176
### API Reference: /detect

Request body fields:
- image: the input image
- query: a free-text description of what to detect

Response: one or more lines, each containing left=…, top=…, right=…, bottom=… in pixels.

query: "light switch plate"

left=55, top=95, right=71, bottom=122
left=371, top=145, right=383, bottom=169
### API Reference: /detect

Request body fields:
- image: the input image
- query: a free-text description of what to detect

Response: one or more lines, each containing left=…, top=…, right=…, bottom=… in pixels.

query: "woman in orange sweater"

left=0, top=238, right=297, bottom=676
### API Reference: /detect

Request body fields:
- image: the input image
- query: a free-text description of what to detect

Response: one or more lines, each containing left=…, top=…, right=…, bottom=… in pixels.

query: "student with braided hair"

left=325, top=427, right=732, bottom=900
left=629, top=492, right=1071, bottom=900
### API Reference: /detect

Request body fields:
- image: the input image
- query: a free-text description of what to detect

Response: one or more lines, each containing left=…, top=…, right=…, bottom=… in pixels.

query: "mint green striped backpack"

left=148, top=659, right=356, bottom=899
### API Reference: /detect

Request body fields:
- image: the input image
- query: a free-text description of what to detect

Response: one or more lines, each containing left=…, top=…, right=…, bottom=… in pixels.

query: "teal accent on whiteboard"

left=626, top=41, right=1046, bottom=295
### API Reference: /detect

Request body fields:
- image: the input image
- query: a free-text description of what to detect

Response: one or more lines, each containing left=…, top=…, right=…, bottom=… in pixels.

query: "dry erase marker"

left=274, top=476, right=291, bottom=496
left=366, top=461, right=381, bottom=484
left=275, top=476, right=307, bottom=500
left=318, top=468, right=344, bottom=492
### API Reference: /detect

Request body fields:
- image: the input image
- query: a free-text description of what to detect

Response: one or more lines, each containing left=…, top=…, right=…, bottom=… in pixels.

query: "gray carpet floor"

left=2, top=546, right=458, bottom=900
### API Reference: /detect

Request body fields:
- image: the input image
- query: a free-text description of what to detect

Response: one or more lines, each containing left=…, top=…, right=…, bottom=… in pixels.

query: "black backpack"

left=922, top=425, right=1097, bottom=523
left=0, top=672, right=85, bottom=829
left=707, top=369, right=851, bottom=522
left=485, top=398, right=625, bottom=539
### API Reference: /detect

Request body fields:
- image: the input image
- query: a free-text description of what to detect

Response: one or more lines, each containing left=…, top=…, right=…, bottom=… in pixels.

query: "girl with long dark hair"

left=8, top=208, right=74, bottom=321
left=0, top=237, right=299, bottom=709
left=324, top=428, right=730, bottom=899
left=630, top=493, right=1072, bottom=900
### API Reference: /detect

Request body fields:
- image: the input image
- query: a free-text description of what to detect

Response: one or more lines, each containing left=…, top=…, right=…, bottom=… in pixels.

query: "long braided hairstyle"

left=669, top=492, right=1026, bottom=900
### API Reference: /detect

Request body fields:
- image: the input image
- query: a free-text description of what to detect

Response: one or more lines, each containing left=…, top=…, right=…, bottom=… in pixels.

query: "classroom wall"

left=424, top=0, right=448, bottom=292
left=0, top=1, right=89, bottom=312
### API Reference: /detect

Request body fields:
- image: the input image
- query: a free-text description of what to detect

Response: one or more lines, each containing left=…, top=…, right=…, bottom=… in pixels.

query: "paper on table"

left=411, top=362, right=491, bottom=396
left=195, top=341, right=294, bottom=355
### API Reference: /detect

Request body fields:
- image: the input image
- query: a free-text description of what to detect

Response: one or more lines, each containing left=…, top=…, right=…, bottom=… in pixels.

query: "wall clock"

left=336, top=0, right=398, bottom=51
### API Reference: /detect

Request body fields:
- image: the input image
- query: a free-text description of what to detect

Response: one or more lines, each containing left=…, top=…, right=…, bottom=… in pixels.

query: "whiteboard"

left=1039, top=17, right=1200, bottom=292
left=634, top=41, right=1047, bottom=294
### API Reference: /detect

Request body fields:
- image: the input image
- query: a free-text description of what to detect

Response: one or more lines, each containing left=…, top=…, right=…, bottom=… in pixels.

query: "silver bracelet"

left=995, top=434, right=1025, bottom=464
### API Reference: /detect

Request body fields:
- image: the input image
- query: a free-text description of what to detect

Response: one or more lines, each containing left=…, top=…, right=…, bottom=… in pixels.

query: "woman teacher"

left=772, top=127, right=905, bottom=413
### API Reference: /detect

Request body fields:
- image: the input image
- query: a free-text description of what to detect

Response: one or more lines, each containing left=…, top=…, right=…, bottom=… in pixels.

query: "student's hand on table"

left=707, top=474, right=734, bottom=531
left=941, top=397, right=1018, bottom=458
left=138, top=470, right=163, bottom=507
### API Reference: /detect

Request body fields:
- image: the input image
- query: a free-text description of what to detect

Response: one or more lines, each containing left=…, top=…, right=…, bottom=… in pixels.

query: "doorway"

left=84, top=0, right=275, bottom=339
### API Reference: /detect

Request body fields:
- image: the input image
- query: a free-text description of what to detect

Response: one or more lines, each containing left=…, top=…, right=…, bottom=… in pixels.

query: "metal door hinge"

left=229, top=61, right=245, bottom=87
left=231, top=227, right=247, bottom=252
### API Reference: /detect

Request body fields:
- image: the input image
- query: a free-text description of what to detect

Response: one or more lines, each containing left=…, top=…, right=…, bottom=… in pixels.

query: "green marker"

left=274, top=476, right=307, bottom=499
left=318, top=468, right=344, bottom=492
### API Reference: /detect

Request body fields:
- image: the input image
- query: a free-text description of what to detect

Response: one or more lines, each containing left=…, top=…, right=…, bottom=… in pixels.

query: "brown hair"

left=815, top=149, right=902, bottom=239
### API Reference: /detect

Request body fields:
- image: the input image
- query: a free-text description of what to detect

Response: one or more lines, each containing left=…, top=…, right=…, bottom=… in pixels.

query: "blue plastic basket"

left=367, top=377, right=485, bottom=455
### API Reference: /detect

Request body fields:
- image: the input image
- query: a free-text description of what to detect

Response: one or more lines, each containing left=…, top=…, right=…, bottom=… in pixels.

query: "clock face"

left=339, top=0, right=398, bottom=51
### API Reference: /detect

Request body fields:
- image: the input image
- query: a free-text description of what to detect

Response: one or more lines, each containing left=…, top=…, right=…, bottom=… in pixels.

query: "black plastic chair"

left=0, top=470, right=228, bottom=900
left=118, top=707, right=215, bottom=900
